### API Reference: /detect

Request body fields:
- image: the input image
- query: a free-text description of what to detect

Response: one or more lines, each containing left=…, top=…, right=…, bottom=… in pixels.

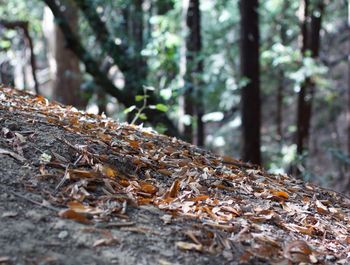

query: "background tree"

left=46, top=0, right=85, bottom=108
left=239, top=0, right=261, bottom=165
left=296, top=0, right=324, bottom=156
left=181, top=0, right=204, bottom=145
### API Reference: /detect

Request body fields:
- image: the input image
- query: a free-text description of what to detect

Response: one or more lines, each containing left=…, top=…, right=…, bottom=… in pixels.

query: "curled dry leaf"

left=166, top=179, right=180, bottom=198
left=68, top=169, right=97, bottom=179
left=67, top=201, right=102, bottom=214
left=315, top=200, right=328, bottom=214
left=284, top=240, right=314, bottom=263
left=58, top=209, right=92, bottom=224
left=270, top=190, right=289, bottom=200
left=96, top=163, right=118, bottom=178
left=176, top=241, right=203, bottom=252
left=140, top=183, right=158, bottom=195
left=93, top=238, right=118, bottom=247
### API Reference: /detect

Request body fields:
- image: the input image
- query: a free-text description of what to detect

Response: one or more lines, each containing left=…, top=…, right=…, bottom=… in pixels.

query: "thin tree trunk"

left=0, top=61, right=14, bottom=86
left=239, top=0, right=261, bottom=165
left=345, top=0, right=350, bottom=189
left=22, top=26, right=40, bottom=95
left=184, top=0, right=204, bottom=145
left=296, top=0, right=324, bottom=155
left=276, top=1, right=289, bottom=141
left=348, top=52, right=350, bottom=155
left=0, top=20, right=40, bottom=94
left=276, top=71, right=283, bottom=140
left=296, top=0, right=309, bottom=155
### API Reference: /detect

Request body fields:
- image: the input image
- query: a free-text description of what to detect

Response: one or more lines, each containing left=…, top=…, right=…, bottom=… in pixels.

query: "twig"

left=0, top=147, right=26, bottom=162
left=55, top=164, right=70, bottom=192
left=95, top=221, right=135, bottom=229
left=0, top=185, right=59, bottom=211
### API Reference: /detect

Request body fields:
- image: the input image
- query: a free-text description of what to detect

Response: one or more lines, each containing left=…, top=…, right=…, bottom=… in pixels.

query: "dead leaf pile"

left=0, top=87, right=349, bottom=264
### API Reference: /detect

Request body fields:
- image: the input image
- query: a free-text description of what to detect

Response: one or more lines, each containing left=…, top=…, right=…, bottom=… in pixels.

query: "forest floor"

left=0, top=87, right=349, bottom=265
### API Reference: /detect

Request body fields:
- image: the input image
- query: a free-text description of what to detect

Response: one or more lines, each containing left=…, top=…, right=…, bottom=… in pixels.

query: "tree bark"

left=52, top=0, right=85, bottom=108
left=189, top=0, right=204, bottom=146
left=296, top=0, right=324, bottom=155
left=239, top=0, right=261, bottom=165
left=348, top=1, right=350, bottom=156
left=275, top=1, right=289, bottom=142
left=182, top=0, right=204, bottom=145
left=0, top=20, right=40, bottom=95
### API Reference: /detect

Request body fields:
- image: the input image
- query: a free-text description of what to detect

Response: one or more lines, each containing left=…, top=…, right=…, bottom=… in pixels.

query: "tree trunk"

left=276, top=71, right=283, bottom=141
left=0, top=61, right=14, bottom=86
left=275, top=1, right=289, bottom=142
left=296, top=0, right=324, bottom=155
left=239, top=0, right=261, bottom=165
left=0, top=20, right=40, bottom=94
left=51, top=0, right=85, bottom=109
left=347, top=0, right=350, bottom=156
left=346, top=0, right=350, bottom=189
left=182, top=0, right=204, bottom=145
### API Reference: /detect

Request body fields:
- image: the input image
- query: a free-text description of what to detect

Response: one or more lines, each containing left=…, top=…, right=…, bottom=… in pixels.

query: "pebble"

left=58, top=230, right=69, bottom=239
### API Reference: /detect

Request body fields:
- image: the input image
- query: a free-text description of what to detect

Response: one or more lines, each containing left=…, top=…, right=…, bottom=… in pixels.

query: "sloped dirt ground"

left=0, top=87, right=349, bottom=265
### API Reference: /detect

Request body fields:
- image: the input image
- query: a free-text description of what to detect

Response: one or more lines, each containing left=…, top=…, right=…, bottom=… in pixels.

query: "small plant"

left=124, top=85, right=169, bottom=125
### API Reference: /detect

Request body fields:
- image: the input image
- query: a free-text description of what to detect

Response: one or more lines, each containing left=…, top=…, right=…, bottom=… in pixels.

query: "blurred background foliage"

left=0, top=0, right=349, bottom=192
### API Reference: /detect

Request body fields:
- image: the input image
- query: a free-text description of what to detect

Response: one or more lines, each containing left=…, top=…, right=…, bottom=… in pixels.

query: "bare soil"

left=0, top=108, right=246, bottom=265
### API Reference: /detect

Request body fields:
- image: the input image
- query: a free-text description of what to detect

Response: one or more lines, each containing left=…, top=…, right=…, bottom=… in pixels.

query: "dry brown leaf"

left=167, top=179, right=180, bottom=198
left=284, top=240, right=313, bottom=263
left=58, top=209, right=92, bottom=224
left=67, top=201, right=102, bottom=214
left=271, top=190, right=289, bottom=199
left=140, top=183, right=158, bottom=195
left=93, top=238, right=118, bottom=247
left=190, top=195, right=209, bottom=202
left=315, top=200, right=328, bottom=214
left=158, top=168, right=173, bottom=176
left=69, top=169, right=97, bottom=179
left=175, top=241, right=203, bottom=252
left=96, top=164, right=118, bottom=178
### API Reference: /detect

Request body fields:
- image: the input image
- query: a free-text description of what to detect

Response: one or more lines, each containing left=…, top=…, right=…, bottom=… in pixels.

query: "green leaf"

left=0, top=40, right=11, bottom=49
left=124, top=105, right=136, bottom=114
left=139, top=113, right=147, bottom=120
left=135, top=95, right=145, bottom=102
left=155, top=103, right=169, bottom=112
left=143, top=85, right=155, bottom=91
left=160, top=88, right=172, bottom=100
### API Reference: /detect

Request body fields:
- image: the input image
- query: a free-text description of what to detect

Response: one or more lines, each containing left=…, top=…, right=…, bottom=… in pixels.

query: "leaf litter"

left=0, top=86, right=349, bottom=264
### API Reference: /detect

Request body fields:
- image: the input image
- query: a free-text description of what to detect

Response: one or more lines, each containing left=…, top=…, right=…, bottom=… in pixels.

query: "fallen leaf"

left=315, top=200, right=328, bottom=214
left=1, top=211, right=18, bottom=218
left=140, top=183, right=158, bottom=194
left=58, top=209, right=92, bottom=224
left=284, top=240, right=313, bottom=263
left=271, top=190, right=289, bottom=199
left=67, top=201, right=102, bottom=214
left=0, top=256, right=11, bottom=263
left=93, top=238, right=118, bottom=247
left=176, top=241, right=202, bottom=252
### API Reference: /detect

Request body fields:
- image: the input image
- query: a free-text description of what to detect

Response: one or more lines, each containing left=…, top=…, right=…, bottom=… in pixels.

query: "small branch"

left=0, top=184, right=59, bottom=211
